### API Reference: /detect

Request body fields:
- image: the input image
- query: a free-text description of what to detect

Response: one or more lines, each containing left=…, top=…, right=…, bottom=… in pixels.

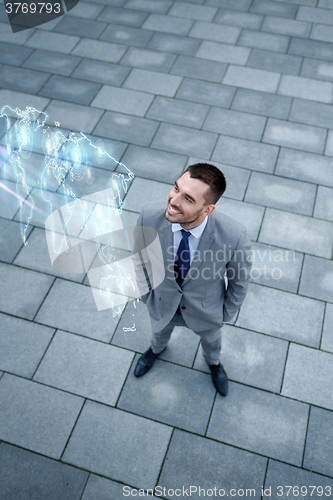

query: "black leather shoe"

left=209, top=363, right=228, bottom=396
left=134, top=347, right=166, bottom=377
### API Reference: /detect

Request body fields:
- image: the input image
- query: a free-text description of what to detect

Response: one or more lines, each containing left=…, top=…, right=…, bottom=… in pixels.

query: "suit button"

left=181, top=306, right=186, bottom=310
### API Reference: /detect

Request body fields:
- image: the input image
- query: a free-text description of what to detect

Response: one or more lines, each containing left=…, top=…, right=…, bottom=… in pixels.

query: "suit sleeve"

left=223, top=228, right=252, bottom=323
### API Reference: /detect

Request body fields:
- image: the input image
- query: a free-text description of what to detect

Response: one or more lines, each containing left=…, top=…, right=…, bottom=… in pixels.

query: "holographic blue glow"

left=0, top=105, right=135, bottom=316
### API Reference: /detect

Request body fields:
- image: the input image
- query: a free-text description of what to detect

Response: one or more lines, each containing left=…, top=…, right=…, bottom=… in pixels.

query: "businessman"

left=133, top=163, right=252, bottom=396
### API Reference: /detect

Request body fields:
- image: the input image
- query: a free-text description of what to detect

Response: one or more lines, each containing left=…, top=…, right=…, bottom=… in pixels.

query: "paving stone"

left=299, top=255, right=333, bottom=303
left=12, top=188, right=65, bottom=231
left=0, top=65, right=49, bottom=94
left=212, top=136, right=279, bottom=173
left=325, top=129, right=333, bottom=156
left=112, top=299, right=200, bottom=367
left=88, top=0, right=126, bottom=5
left=35, top=278, right=119, bottom=341
left=223, top=65, right=280, bottom=92
left=82, top=475, right=138, bottom=500
left=0, top=179, right=25, bottom=219
left=123, top=68, right=182, bottom=96
left=249, top=241, right=303, bottom=293
left=203, top=108, right=266, bottom=141
left=0, top=90, right=49, bottom=114
left=23, top=50, right=81, bottom=77
left=72, top=59, right=130, bottom=86
left=311, top=23, right=333, bottom=44
left=62, top=400, right=172, bottom=488
left=147, top=32, right=200, bottom=56
left=25, top=31, right=80, bottom=54
left=195, top=324, right=287, bottom=392
left=263, top=118, right=326, bottom=154
left=0, top=42, right=32, bottom=66
left=314, top=185, right=333, bottom=221
left=97, top=5, right=148, bottom=26
left=319, top=0, right=333, bottom=7
left=0, top=22, right=35, bottom=44
left=92, top=85, right=153, bottom=116
left=0, top=443, right=88, bottom=500
left=260, top=208, right=333, bottom=258
left=0, top=218, right=32, bottom=263
left=0, top=262, right=54, bottom=320
left=122, top=177, right=171, bottom=212
left=34, top=330, right=133, bottom=405
left=278, top=75, right=333, bottom=103
left=189, top=21, right=240, bottom=44
left=159, top=429, right=266, bottom=498
left=304, top=408, right=333, bottom=478
left=301, top=57, right=333, bottom=82
left=186, top=157, right=250, bottom=200
left=247, top=49, right=302, bottom=76
left=208, top=383, right=308, bottom=465
left=147, top=96, right=208, bottom=128
left=68, top=1, right=104, bottom=19
left=171, top=56, right=227, bottom=83
left=14, top=227, right=90, bottom=282
left=276, top=148, right=333, bottom=188
left=265, top=459, right=333, bottom=499
left=196, top=41, right=251, bottom=65
left=0, top=313, right=54, bottom=378
left=118, top=356, right=215, bottom=433
left=0, top=374, right=83, bottom=458
left=215, top=198, right=264, bottom=240
left=45, top=100, right=103, bottom=134
left=262, top=15, right=311, bottom=37
left=205, top=0, right=252, bottom=10
left=124, top=0, right=172, bottom=13
left=100, top=23, right=152, bottom=47
left=40, top=75, right=100, bottom=106
left=283, top=344, right=333, bottom=409
left=289, top=37, right=333, bottom=62
left=232, top=89, right=292, bottom=119
left=142, top=14, right=193, bottom=35
left=168, top=2, right=217, bottom=21
left=245, top=171, right=316, bottom=216
left=322, top=303, right=333, bottom=353
left=290, top=99, right=333, bottom=130
left=176, top=78, right=235, bottom=106
left=251, top=0, right=298, bottom=18
left=72, top=39, right=127, bottom=63
left=238, top=30, right=290, bottom=53
left=237, top=283, right=325, bottom=346
left=120, top=47, right=176, bottom=71
left=54, top=16, right=107, bottom=38
left=152, top=123, right=217, bottom=158
left=214, top=9, right=263, bottom=29
left=94, top=111, right=159, bottom=146
left=122, top=145, right=186, bottom=182
left=297, top=5, right=333, bottom=25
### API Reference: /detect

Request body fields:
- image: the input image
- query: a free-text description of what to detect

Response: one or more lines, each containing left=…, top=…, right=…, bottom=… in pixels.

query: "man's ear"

left=204, top=204, right=215, bottom=216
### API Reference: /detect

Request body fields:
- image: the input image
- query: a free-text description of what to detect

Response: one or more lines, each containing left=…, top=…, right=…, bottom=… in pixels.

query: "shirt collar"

left=171, top=216, right=208, bottom=238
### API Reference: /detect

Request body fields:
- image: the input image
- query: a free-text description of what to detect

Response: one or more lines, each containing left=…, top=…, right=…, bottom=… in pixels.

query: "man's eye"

left=185, top=197, right=191, bottom=202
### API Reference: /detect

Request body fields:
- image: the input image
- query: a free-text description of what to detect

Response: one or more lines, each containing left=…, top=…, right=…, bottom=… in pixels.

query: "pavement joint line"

left=301, top=405, right=312, bottom=468
left=279, top=341, right=290, bottom=394
left=59, top=397, right=87, bottom=461
left=32, top=275, right=57, bottom=322
left=30, top=328, right=57, bottom=381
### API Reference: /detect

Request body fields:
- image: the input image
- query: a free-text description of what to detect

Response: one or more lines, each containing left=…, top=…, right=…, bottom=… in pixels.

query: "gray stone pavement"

left=0, top=0, right=333, bottom=498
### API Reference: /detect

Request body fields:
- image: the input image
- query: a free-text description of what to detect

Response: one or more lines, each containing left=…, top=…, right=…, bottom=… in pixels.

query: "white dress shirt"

left=171, top=217, right=208, bottom=265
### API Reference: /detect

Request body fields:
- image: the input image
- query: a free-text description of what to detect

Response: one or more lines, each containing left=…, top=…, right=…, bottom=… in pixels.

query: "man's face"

left=165, top=172, right=215, bottom=229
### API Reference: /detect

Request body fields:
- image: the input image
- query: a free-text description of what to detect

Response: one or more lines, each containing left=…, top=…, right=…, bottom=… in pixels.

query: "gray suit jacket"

left=134, top=203, right=252, bottom=333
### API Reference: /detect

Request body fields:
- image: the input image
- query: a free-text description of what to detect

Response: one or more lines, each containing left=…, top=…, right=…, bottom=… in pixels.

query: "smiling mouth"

left=168, top=204, right=182, bottom=215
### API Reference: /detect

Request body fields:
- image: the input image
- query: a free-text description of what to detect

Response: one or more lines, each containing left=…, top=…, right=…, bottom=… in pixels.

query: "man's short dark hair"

left=184, top=163, right=226, bottom=205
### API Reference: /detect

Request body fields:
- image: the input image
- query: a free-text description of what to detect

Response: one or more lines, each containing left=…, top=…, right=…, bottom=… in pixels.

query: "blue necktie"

left=174, top=229, right=191, bottom=287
